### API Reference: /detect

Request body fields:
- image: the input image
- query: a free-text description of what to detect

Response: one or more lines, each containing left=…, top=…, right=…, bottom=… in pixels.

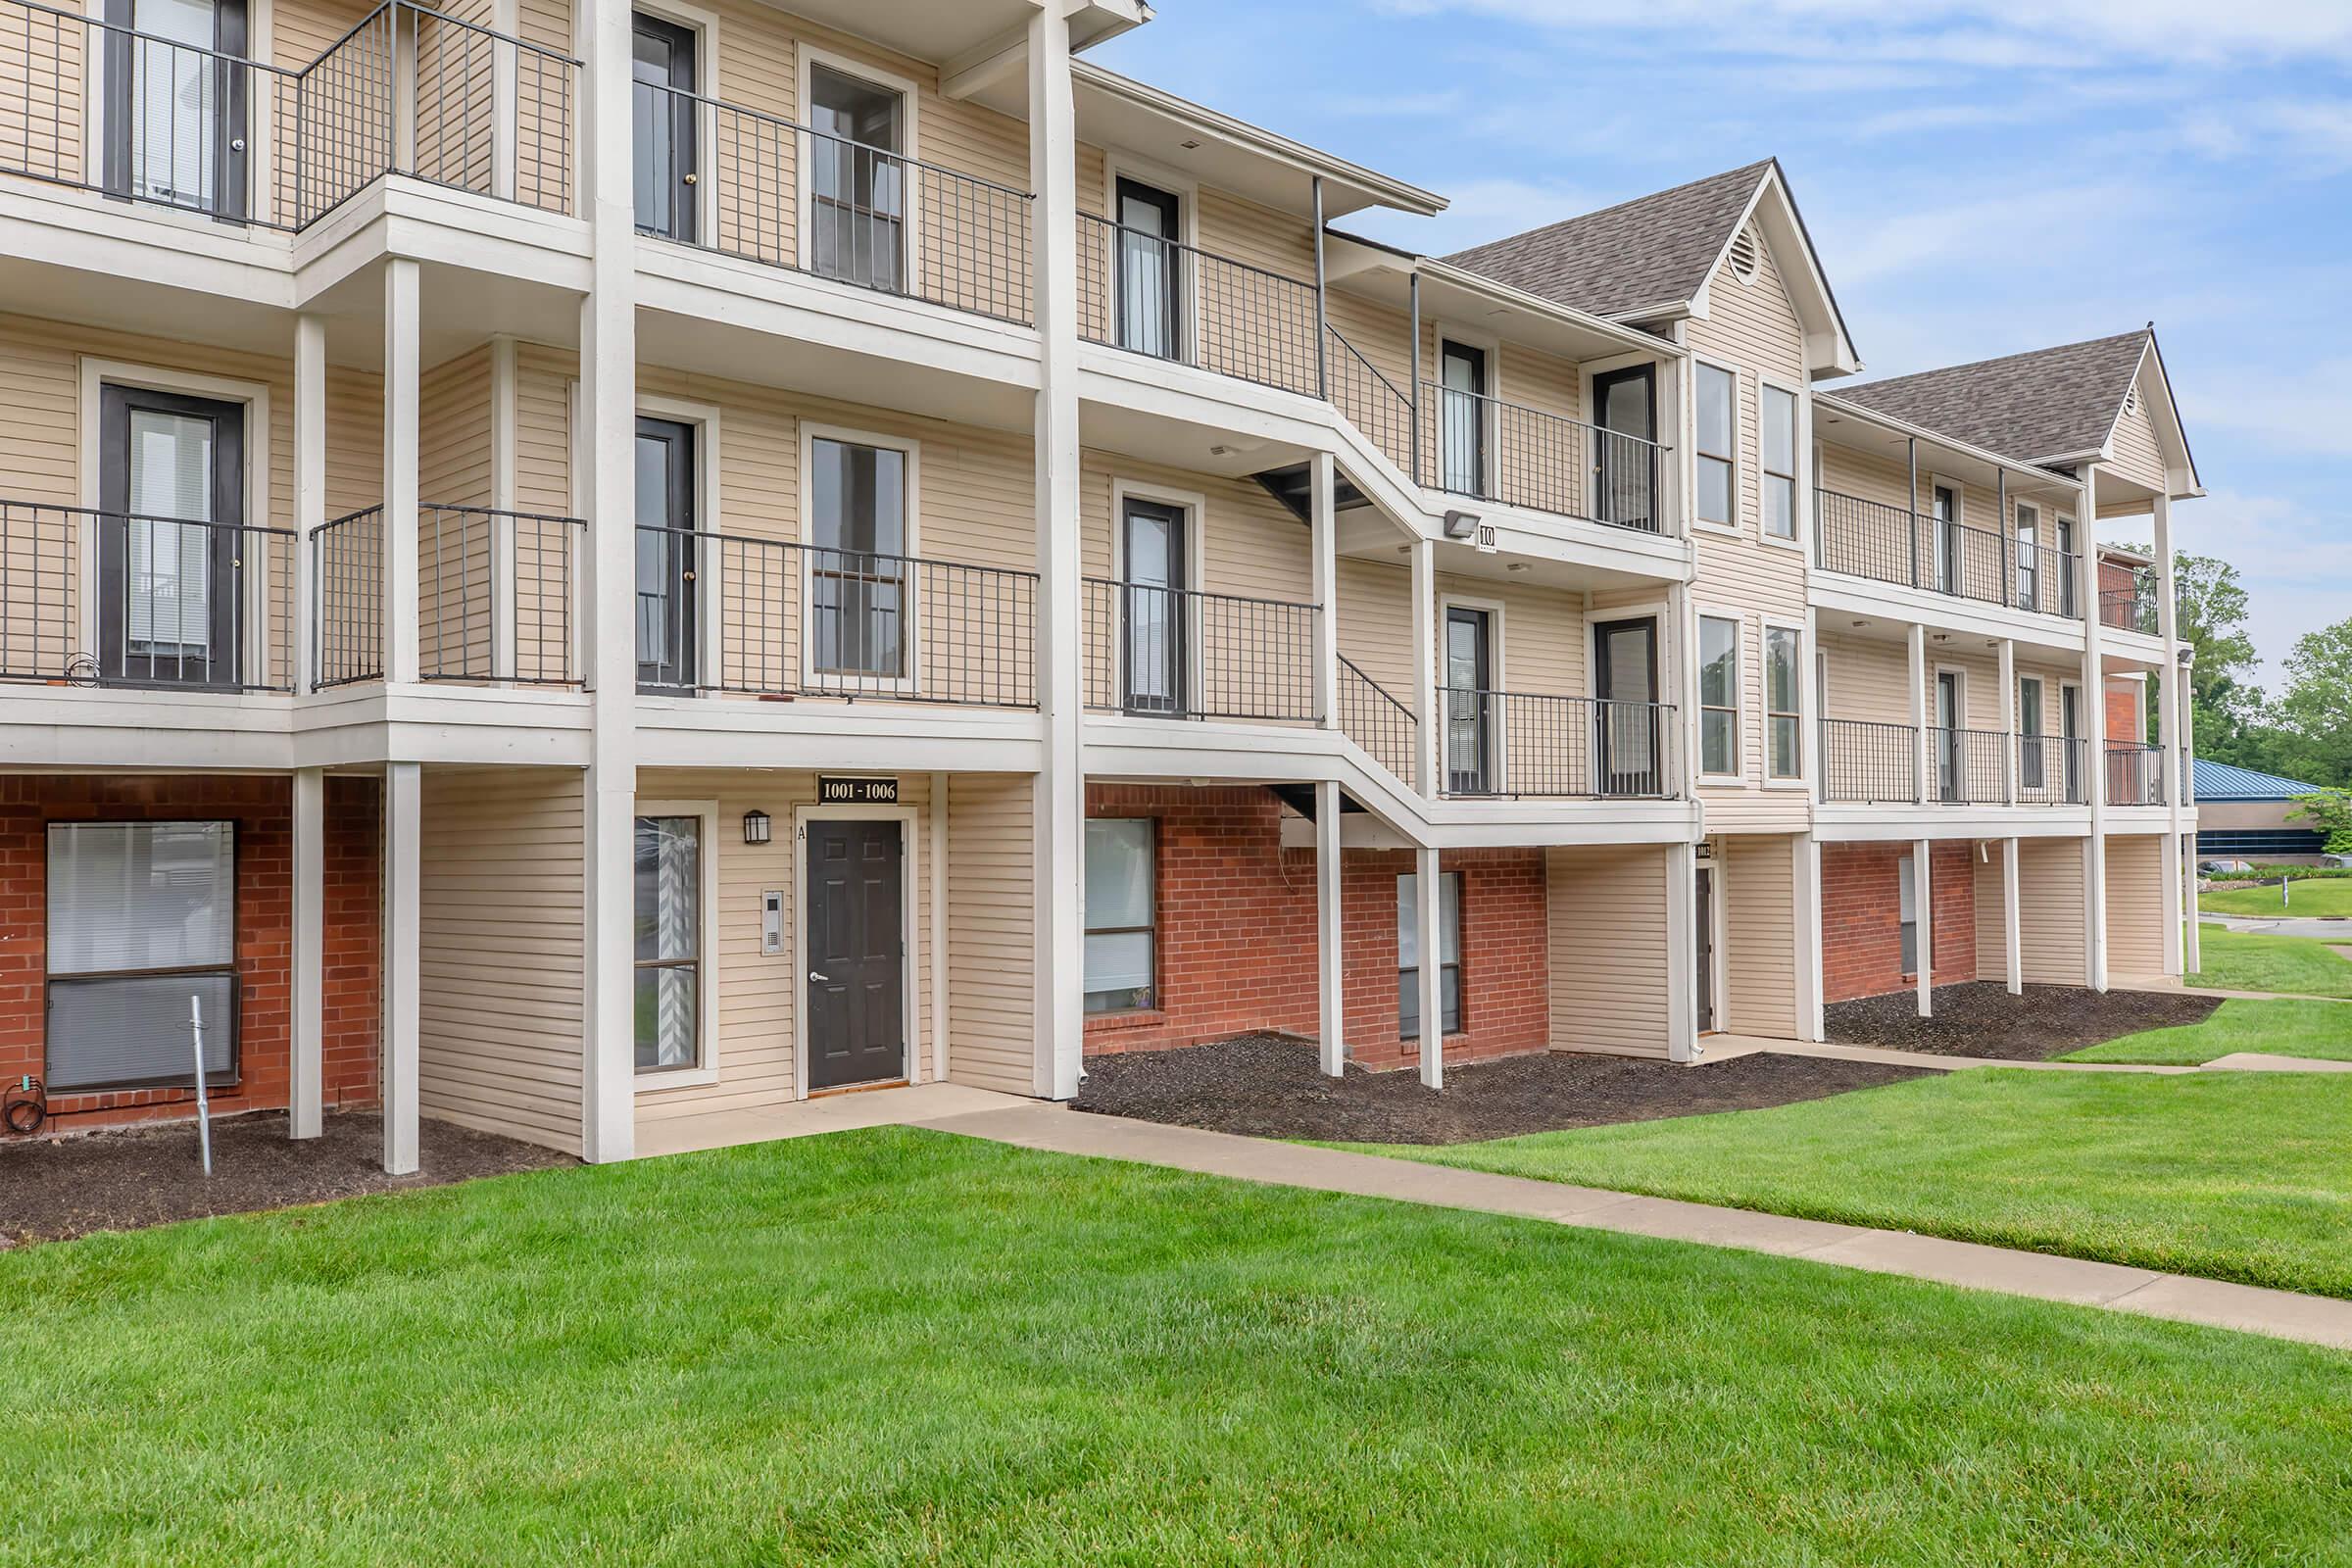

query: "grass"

left=2188, top=924, right=2352, bottom=998
left=1334, top=1069, right=2352, bottom=1299
left=5, top=1129, right=2352, bottom=1565
left=2065, top=998, right=2352, bottom=1065
left=2203, top=878, right=2352, bottom=917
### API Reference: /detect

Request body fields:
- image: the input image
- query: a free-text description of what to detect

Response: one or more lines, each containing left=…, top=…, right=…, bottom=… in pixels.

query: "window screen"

left=1084, top=818, right=1155, bottom=1013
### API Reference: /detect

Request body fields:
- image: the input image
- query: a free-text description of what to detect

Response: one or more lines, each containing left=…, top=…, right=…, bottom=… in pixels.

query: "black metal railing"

left=2014, top=734, right=2089, bottom=806
left=1439, top=689, right=1678, bottom=799
left=1927, top=726, right=2009, bottom=805
left=1816, top=488, right=2082, bottom=618
left=2098, top=563, right=2160, bottom=634
left=1338, top=655, right=1416, bottom=783
left=1420, top=382, right=1666, bottom=533
left=1077, top=213, right=1321, bottom=396
left=0, top=0, right=575, bottom=229
left=0, top=500, right=297, bottom=691
left=419, top=505, right=581, bottom=685
left=312, top=505, right=383, bottom=688
left=1820, top=717, right=1920, bottom=804
left=2107, top=743, right=2168, bottom=807
left=632, top=527, right=1035, bottom=707
left=1082, top=578, right=1320, bottom=722
left=629, top=79, right=1032, bottom=323
left=1327, top=325, right=1414, bottom=474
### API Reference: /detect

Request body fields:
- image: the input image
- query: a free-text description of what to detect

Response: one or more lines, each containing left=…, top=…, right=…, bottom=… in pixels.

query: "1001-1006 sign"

left=817, top=777, right=899, bottom=805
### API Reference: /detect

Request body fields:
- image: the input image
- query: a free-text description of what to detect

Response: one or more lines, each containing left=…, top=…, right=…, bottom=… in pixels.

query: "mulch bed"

left=1074, top=1034, right=1930, bottom=1145
left=0, top=1109, right=570, bottom=1247
left=1824, top=981, right=2223, bottom=1060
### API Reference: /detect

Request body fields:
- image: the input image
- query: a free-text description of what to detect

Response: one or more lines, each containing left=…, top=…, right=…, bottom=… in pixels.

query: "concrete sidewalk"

left=913, top=1101, right=2352, bottom=1353
left=1705, top=1035, right=2351, bottom=1076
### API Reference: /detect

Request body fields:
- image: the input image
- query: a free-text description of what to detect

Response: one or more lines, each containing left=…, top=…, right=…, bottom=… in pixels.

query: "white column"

left=1906, top=621, right=1927, bottom=804
left=2159, top=830, right=2183, bottom=977
left=1415, top=845, right=1443, bottom=1089
left=1029, top=6, right=1085, bottom=1099
left=1315, top=778, right=1345, bottom=1077
left=1794, top=831, right=1824, bottom=1042
left=1997, top=637, right=2016, bottom=805
left=294, top=315, right=326, bottom=693
left=1310, top=454, right=1339, bottom=730
left=382, top=259, right=421, bottom=686
left=290, top=766, right=325, bottom=1138
left=2154, top=490, right=2184, bottom=976
left=2081, top=469, right=2108, bottom=991
left=578, top=0, right=640, bottom=1162
left=2181, top=669, right=2202, bottom=974
left=2002, top=836, right=2023, bottom=994
left=1665, top=841, right=1696, bottom=1061
left=381, top=760, right=420, bottom=1175
left=1410, top=538, right=1437, bottom=795
left=490, top=335, right=520, bottom=681
left=1914, top=837, right=1934, bottom=1017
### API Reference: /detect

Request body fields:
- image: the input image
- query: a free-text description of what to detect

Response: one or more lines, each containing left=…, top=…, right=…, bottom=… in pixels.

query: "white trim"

left=793, top=803, right=921, bottom=1099
left=637, top=392, right=722, bottom=687
left=631, top=798, right=722, bottom=1092
left=1757, top=374, right=1805, bottom=552
left=1693, top=607, right=1744, bottom=785
left=800, top=419, right=923, bottom=697
left=76, top=355, right=274, bottom=686
left=1761, top=616, right=1806, bottom=787
left=797, top=44, right=923, bottom=287
left=1690, top=355, right=1741, bottom=536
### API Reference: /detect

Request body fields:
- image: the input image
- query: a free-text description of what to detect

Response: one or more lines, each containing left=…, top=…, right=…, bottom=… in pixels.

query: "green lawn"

left=2189, top=924, right=2352, bottom=998
left=2065, top=998, right=2352, bottom=1065
left=1335, top=1070, right=2352, bottom=1299
left=6, top=1129, right=2352, bottom=1564
left=2203, top=879, right=2352, bottom=917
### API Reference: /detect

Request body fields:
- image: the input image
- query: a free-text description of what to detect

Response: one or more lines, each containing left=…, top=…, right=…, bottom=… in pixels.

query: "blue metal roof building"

left=2192, top=760, right=2328, bottom=858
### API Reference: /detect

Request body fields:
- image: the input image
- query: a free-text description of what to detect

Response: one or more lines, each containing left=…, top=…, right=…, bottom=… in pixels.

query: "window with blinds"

left=46, top=821, right=237, bottom=1090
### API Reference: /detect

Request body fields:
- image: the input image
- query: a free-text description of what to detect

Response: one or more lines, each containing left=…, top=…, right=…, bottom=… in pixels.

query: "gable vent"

left=1728, top=223, right=1762, bottom=284
left=2122, top=383, right=2141, bottom=417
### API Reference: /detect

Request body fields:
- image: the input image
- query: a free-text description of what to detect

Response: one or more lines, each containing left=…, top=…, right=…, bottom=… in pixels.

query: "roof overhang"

left=1325, top=232, right=1681, bottom=364
left=2096, top=329, right=2204, bottom=500
left=790, top=0, right=1147, bottom=75
left=1680, top=162, right=1861, bottom=379
left=1815, top=392, right=2083, bottom=499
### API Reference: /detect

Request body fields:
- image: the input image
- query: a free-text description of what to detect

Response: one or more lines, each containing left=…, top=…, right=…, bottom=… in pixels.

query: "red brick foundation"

left=0, top=774, right=380, bottom=1133
left=1821, top=840, right=1977, bottom=1004
left=1082, top=784, right=1549, bottom=1070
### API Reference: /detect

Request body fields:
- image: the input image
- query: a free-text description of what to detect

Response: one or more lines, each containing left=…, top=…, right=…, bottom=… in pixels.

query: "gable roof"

left=2191, top=760, right=2325, bottom=802
left=1828, top=329, right=2153, bottom=467
left=1442, top=160, right=1776, bottom=320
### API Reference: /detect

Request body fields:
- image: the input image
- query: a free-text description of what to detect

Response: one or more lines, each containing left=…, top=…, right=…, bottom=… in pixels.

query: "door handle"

left=808, top=970, right=830, bottom=982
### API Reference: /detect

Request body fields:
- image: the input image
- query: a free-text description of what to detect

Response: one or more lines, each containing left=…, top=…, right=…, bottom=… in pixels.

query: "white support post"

left=2002, top=836, right=2023, bottom=995
left=2181, top=671, right=2202, bottom=975
left=2154, top=490, right=2184, bottom=976
left=382, top=259, right=421, bottom=686
left=1315, top=778, right=1344, bottom=1077
left=490, top=335, right=520, bottom=681
left=1310, top=453, right=1339, bottom=729
left=490, top=0, right=519, bottom=202
left=1415, top=846, right=1443, bottom=1089
left=1665, top=841, right=1696, bottom=1061
left=290, top=766, right=325, bottom=1138
left=1997, top=637, right=2016, bottom=805
left=1914, top=838, right=1934, bottom=1017
left=382, top=760, right=420, bottom=1175
left=1029, top=5, right=1085, bottom=1099
left=1906, top=621, right=1927, bottom=804
left=578, top=0, right=641, bottom=1162
left=1794, top=831, right=1824, bottom=1042
left=294, top=315, right=326, bottom=694
left=1410, top=537, right=1437, bottom=796
left=2081, top=470, right=2108, bottom=991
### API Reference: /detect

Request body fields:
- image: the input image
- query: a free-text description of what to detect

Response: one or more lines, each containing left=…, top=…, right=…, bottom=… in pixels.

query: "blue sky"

left=1090, top=1, right=2352, bottom=690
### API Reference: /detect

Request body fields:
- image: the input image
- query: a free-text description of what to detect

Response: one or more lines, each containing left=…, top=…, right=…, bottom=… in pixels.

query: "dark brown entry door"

left=806, top=818, right=906, bottom=1091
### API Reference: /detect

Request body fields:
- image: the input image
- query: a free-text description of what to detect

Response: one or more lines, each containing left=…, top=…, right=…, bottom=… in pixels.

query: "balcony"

left=0, top=0, right=577, bottom=231
left=1440, top=690, right=1679, bottom=800
left=631, top=80, right=1033, bottom=324
left=1820, top=717, right=2090, bottom=806
left=1816, top=489, right=2081, bottom=618
left=1420, top=384, right=1668, bottom=535
left=1078, top=212, right=1320, bottom=395
left=1082, top=579, right=1320, bottom=723
left=313, top=505, right=583, bottom=689
left=2107, top=743, right=2169, bottom=807
left=2098, top=562, right=2160, bottom=635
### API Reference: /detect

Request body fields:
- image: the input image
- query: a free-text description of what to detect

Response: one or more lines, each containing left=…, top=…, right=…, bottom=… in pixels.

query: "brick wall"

left=1821, top=840, right=1978, bottom=1004
left=1082, top=784, right=1549, bottom=1070
left=0, top=774, right=380, bottom=1133
left=2105, top=681, right=2141, bottom=744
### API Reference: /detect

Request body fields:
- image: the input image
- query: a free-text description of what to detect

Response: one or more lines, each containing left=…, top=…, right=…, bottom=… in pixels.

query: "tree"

left=2269, top=618, right=2352, bottom=789
left=2114, top=548, right=2268, bottom=762
left=2288, top=790, right=2352, bottom=856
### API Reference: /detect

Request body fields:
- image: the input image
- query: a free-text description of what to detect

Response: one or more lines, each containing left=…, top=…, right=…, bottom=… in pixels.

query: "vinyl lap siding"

left=2103, top=833, right=2165, bottom=976
left=2104, top=373, right=2168, bottom=497
left=946, top=772, right=1035, bottom=1095
left=2017, top=836, right=2087, bottom=985
left=1722, top=832, right=1798, bottom=1037
left=1547, top=844, right=1670, bottom=1055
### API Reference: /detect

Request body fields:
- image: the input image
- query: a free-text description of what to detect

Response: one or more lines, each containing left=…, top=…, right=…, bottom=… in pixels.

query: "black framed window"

left=1113, top=177, right=1183, bottom=359
left=1119, top=498, right=1189, bottom=715
left=1591, top=365, right=1656, bottom=528
left=104, top=0, right=248, bottom=220
left=2019, top=675, right=2046, bottom=791
left=1898, top=853, right=1919, bottom=975
left=99, top=383, right=246, bottom=689
left=809, top=437, right=909, bottom=680
left=46, top=820, right=237, bottom=1091
left=633, top=814, right=702, bottom=1072
left=634, top=416, right=697, bottom=692
left=1084, top=818, right=1155, bottom=1013
left=631, top=12, right=698, bottom=242
left=2016, top=502, right=2041, bottom=612
left=1438, top=340, right=1488, bottom=496
left=1397, top=869, right=1461, bottom=1038
left=1444, top=605, right=1494, bottom=794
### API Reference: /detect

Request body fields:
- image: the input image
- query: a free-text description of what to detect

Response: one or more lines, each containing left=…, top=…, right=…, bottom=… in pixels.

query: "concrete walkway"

left=1706, top=1034, right=2352, bottom=1076
left=912, top=1101, right=2352, bottom=1353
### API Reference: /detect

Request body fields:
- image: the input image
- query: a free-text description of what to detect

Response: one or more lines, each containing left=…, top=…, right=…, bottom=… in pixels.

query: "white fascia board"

left=1808, top=577, right=2086, bottom=657
left=1411, top=260, right=1685, bottom=361
left=1811, top=807, right=2094, bottom=843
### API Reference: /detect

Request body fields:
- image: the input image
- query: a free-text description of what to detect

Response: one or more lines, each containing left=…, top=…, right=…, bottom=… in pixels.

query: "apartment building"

left=0, top=0, right=2199, bottom=1171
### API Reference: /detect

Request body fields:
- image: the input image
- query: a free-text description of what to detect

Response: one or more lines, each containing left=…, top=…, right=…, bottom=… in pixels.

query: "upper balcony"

left=1815, top=489, right=2082, bottom=622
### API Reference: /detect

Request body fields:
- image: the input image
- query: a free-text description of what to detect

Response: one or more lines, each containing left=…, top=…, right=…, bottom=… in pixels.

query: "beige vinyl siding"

left=1816, top=437, right=2077, bottom=596
left=1974, top=848, right=2008, bottom=983
left=2104, top=833, right=2166, bottom=976
left=515, top=344, right=574, bottom=514
left=2017, top=836, right=2088, bottom=985
left=1322, top=289, right=1417, bottom=469
left=1721, top=833, right=1798, bottom=1037
left=1546, top=844, right=1670, bottom=1056
left=2104, top=371, right=2168, bottom=495
left=631, top=770, right=939, bottom=1129
left=0, top=12, right=86, bottom=186
left=946, top=771, right=1035, bottom=1095
left=1818, top=632, right=1912, bottom=726
left=417, top=347, right=494, bottom=676
left=417, top=765, right=585, bottom=1153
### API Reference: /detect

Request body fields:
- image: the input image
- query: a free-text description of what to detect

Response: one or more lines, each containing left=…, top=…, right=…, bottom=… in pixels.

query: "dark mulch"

left=1074, top=1034, right=1931, bottom=1146
left=1824, top=981, right=2224, bottom=1060
left=0, top=1109, right=570, bottom=1247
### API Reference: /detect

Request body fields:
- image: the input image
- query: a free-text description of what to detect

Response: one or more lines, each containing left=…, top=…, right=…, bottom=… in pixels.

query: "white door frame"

left=793, top=803, right=921, bottom=1099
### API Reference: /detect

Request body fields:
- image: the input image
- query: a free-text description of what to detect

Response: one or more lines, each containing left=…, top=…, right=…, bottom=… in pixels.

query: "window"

left=46, top=821, right=237, bottom=1091
left=1396, top=870, right=1461, bottom=1039
left=1765, top=625, right=1801, bottom=779
left=634, top=814, right=703, bottom=1072
left=1698, top=614, right=1740, bottom=777
left=2015, top=502, right=2041, bottom=612
left=1439, top=340, right=1489, bottom=496
left=1114, top=177, right=1183, bottom=359
left=1695, top=364, right=1736, bottom=527
left=809, top=436, right=909, bottom=680
left=1897, top=854, right=1919, bottom=975
left=1932, top=483, right=1960, bottom=593
left=808, top=64, right=906, bottom=291
left=1084, top=818, right=1155, bottom=1012
left=2019, top=674, right=2046, bottom=791
left=1761, top=384, right=1797, bottom=540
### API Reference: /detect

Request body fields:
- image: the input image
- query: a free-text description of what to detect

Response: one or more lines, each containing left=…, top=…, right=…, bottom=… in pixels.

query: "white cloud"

left=2179, top=361, right=2352, bottom=461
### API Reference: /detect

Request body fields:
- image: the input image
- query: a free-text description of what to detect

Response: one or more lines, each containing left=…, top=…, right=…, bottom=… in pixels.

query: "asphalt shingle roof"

left=1441, top=161, right=1774, bottom=319
left=1826, top=329, right=2151, bottom=465
left=2192, top=760, right=2325, bottom=802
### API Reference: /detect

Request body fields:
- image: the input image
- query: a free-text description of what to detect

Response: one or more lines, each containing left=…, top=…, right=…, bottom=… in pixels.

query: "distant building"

left=2193, top=761, right=2328, bottom=859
